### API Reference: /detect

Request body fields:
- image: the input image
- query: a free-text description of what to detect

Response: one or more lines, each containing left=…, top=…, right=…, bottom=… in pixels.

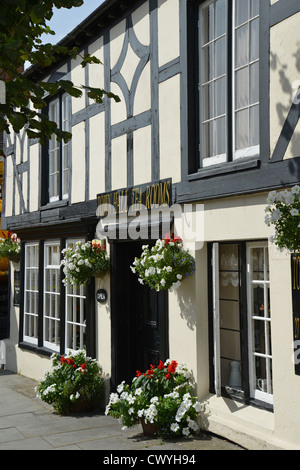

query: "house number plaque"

left=96, top=288, right=107, bottom=304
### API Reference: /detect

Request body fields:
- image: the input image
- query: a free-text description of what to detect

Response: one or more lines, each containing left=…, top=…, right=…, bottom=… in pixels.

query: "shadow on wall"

left=176, top=275, right=197, bottom=331
left=270, top=43, right=300, bottom=179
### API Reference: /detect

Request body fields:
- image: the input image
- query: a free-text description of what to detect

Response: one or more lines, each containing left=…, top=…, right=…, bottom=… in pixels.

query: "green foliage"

left=131, top=234, right=195, bottom=291
left=265, top=185, right=300, bottom=253
left=36, top=350, right=106, bottom=414
left=0, top=0, right=120, bottom=155
left=105, top=360, right=202, bottom=438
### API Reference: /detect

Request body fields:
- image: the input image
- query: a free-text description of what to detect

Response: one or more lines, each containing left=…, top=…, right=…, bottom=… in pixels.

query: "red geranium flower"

left=136, top=370, right=142, bottom=377
left=157, top=360, right=165, bottom=370
left=167, top=360, right=178, bottom=374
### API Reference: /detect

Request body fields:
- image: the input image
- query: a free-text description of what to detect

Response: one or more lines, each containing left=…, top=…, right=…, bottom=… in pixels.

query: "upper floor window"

left=48, top=93, right=70, bottom=202
left=199, top=0, right=259, bottom=167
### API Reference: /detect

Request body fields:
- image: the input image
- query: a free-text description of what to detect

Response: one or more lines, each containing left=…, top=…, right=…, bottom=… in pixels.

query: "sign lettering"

left=97, top=179, right=172, bottom=218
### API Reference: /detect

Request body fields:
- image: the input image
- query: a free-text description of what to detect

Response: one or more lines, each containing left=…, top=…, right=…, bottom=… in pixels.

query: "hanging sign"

left=291, top=254, right=300, bottom=375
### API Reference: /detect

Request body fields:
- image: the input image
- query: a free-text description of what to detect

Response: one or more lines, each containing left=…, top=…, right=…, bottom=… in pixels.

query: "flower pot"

left=141, top=418, right=159, bottom=436
left=8, top=253, right=20, bottom=263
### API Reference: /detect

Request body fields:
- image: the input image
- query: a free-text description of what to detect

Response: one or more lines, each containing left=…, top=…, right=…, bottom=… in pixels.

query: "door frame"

left=110, top=238, right=169, bottom=391
left=208, top=241, right=250, bottom=401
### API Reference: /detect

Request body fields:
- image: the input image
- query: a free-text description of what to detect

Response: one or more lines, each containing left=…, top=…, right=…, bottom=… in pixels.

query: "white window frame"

left=199, top=0, right=260, bottom=167
left=23, top=242, right=39, bottom=345
left=48, top=93, right=70, bottom=202
left=199, top=0, right=228, bottom=167
left=247, top=242, right=273, bottom=405
left=43, top=240, right=61, bottom=352
left=232, top=0, right=260, bottom=160
left=65, top=239, right=87, bottom=354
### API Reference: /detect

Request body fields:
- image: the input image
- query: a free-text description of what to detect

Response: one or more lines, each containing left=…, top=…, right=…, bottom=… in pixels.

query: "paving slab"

left=0, top=370, right=244, bottom=452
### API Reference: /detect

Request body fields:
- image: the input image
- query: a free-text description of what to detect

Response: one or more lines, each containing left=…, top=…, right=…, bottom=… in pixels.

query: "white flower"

left=182, top=427, right=190, bottom=437
left=165, top=266, right=172, bottom=272
left=290, top=208, right=299, bottom=216
left=135, top=387, right=142, bottom=396
left=266, top=191, right=277, bottom=204
left=150, top=396, right=159, bottom=404
left=128, top=407, right=135, bottom=415
left=176, top=274, right=182, bottom=280
left=170, top=422, right=179, bottom=433
left=193, top=401, right=202, bottom=412
left=160, top=279, right=166, bottom=287
left=117, top=381, right=125, bottom=394
left=130, top=266, right=136, bottom=273
left=270, top=209, right=282, bottom=223
left=292, top=185, right=300, bottom=195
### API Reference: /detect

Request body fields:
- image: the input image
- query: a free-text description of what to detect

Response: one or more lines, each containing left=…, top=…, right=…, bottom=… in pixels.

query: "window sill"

left=40, top=199, right=69, bottom=211
left=19, top=341, right=56, bottom=357
left=187, top=157, right=260, bottom=181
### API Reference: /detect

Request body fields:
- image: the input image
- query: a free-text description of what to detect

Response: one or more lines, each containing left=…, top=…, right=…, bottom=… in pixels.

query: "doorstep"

left=200, top=393, right=299, bottom=450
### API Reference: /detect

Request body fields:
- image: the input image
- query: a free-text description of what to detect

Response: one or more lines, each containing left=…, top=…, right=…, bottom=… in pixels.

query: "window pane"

left=215, top=117, right=226, bottom=155
left=202, top=2, right=215, bottom=44
left=235, top=67, right=249, bottom=109
left=215, top=78, right=226, bottom=116
left=202, top=44, right=214, bottom=82
left=251, top=0, right=259, bottom=17
left=235, top=108, right=249, bottom=151
left=250, top=105, right=259, bottom=147
left=215, top=36, right=226, bottom=77
left=250, top=18, right=259, bottom=61
left=202, top=83, right=214, bottom=121
left=235, top=0, right=249, bottom=27
left=215, top=0, right=226, bottom=37
left=250, top=62, right=259, bottom=104
left=235, top=24, right=249, bottom=68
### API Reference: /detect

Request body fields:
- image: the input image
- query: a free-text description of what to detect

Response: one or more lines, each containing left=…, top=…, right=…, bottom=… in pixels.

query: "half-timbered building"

left=2, top=0, right=300, bottom=449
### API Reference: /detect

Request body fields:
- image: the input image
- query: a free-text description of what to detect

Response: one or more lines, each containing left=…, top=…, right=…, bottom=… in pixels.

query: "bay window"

left=21, top=238, right=89, bottom=356
left=199, top=0, right=260, bottom=167
left=210, top=241, right=273, bottom=407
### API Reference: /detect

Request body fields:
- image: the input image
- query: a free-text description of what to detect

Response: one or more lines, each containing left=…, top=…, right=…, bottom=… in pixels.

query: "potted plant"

left=61, top=240, right=110, bottom=286
left=0, top=230, right=21, bottom=262
left=265, top=185, right=300, bottom=252
left=36, top=349, right=106, bottom=414
left=131, top=233, right=195, bottom=291
left=105, top=359, right=202, bottom=438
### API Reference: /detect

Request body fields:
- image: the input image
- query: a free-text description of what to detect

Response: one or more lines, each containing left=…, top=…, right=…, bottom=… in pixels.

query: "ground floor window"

left=24, top=242, right=39, bottom=345
left=21, top=238, right=88, bottom=356
left=65, top=239, right=86, bottom=352
left=210, top=240, right=273, bottom=406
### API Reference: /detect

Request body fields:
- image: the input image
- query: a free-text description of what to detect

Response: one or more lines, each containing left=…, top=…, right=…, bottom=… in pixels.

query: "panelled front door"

left=111, top=241, right=168, bottom=388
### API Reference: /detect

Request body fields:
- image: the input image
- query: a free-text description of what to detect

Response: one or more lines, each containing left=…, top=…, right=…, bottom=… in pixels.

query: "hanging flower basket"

left=130, top=233, right=195, bottom=291
left=0, top=231, right=21, bottom=263
left=61, top=240, right=110, bottom=286
left=265, top=185, right=300, bottom=252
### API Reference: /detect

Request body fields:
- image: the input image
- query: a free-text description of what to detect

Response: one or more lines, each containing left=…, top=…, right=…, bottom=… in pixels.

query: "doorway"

left=111, top=240, right=169, bottom=389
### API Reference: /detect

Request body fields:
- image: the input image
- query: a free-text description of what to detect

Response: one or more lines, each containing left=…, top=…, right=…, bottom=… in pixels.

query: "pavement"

left=0, top=369, right=244, bottom=453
